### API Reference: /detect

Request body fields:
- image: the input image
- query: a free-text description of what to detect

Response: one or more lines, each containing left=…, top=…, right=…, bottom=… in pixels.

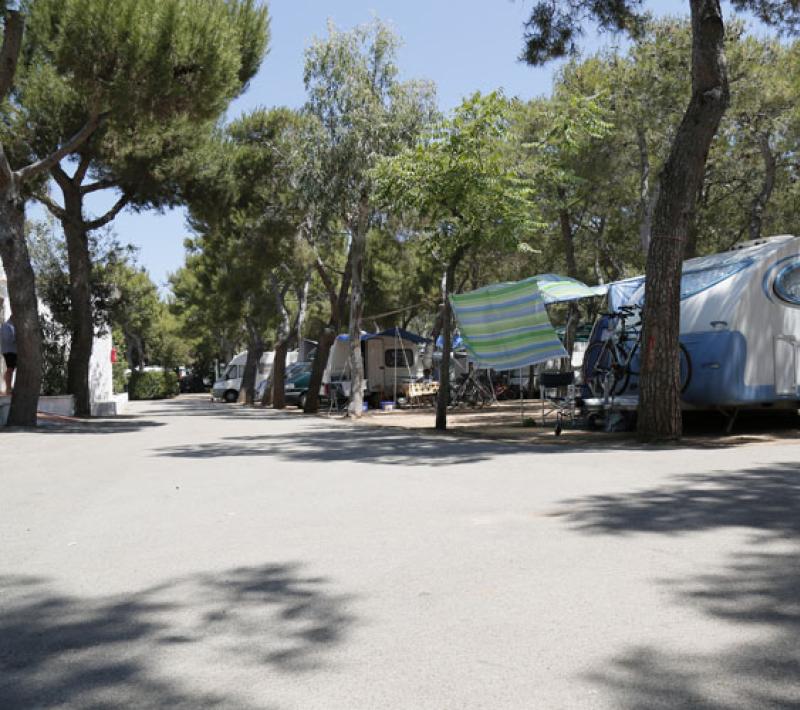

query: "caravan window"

left=385, top=349, right=415, bottom=368
left=680, top=259, right=752, bottom=300
left=774, top=262, right=800, bottom=305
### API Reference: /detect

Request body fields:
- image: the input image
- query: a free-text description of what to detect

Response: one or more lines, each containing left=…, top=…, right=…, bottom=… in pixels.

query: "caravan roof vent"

left=731, top=235, right=795, bottom=251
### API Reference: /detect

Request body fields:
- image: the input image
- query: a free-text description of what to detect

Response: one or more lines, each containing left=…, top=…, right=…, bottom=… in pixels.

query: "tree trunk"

left=63, top=215, right=93, bottom=417
left=238, top=325, right=263, bottom=405
left=294, top=272, right=311, bottom=355
left=638, top=0, right=729, bottom=442
left=435, top=249, right=464, bottom=431
left=684, top=217, right=700, bottom=260
left=271, top=339, right=288, bottom=409
left=557, top=200, right=579, bottom=368
left=561, top=302, right=580, bottom=373
left=305, top=326, right=335, bottom=413
left=558, top=202, right=578, bottom=281
left=748, top=132, right=776, bottom=242
left=637, top=127, right=659, bottom=255
left=347, top=201, right=369, bottom=417
left=304, top=241, right=352, bottom=414
left=265, top=274, right=291, bottom=409
left=0, top=193, right=42, bottom=426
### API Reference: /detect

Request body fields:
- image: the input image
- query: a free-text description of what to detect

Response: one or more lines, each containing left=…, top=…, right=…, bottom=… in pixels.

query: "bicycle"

left=449, top=369, right=495, bottom=408
left=582, top=305, right=692, bottom=398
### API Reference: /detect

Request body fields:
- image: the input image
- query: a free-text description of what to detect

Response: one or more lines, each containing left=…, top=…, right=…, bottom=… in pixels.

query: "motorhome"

left=607, top=234, right=800, bottom=411
left=212, top=349, right=299, bottom=402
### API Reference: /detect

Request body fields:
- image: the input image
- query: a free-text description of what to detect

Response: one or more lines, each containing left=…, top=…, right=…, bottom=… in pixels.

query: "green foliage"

left=112, top=359, right=127, bottom=395
left=303, top=18, right=437, bottom=226
left=519, top=0, right=800, bottom=66
left=128, top=369, right=179, bottom=400
left=16, top=0, right=269, bottom=156
left=374, top=91, right=539, bottom=267
left=39, top=313, right=69, bottom=396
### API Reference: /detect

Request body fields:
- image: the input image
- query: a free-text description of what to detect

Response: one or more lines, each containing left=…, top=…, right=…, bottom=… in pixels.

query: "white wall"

left=89, top=330, right=114, bottom=404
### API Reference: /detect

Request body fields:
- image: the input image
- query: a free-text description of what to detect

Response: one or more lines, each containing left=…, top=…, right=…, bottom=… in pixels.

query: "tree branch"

left=51, top=164, right=72, bottom=192
left=81, top=177, right=118, bottom=196
left=33, top=191, right=67, bottom=221
left=85, top=192, right=129, bottom=231
left=0, top=143, right=13, bottom=190
left=73, top=153, right=92, bottom=186
left=17, top=112, right=105, bottom=184
left=0, top=10, right=24, bottom=103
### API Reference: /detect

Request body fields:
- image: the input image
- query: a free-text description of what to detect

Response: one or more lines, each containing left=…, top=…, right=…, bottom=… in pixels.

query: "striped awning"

left=450, top=278, right=568, bottom=371
left=532, top=273, right=608, bottom=303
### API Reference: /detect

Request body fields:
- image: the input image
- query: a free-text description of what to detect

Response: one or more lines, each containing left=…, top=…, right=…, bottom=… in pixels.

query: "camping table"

left=399, top=381, right=439, bottom=407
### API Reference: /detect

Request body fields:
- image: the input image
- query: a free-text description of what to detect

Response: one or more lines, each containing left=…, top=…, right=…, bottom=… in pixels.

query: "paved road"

left=2, top=395, right=799, bottom=709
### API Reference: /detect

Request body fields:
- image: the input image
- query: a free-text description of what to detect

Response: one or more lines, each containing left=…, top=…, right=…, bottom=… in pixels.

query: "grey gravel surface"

left=2, top=394, right=799, bottom=709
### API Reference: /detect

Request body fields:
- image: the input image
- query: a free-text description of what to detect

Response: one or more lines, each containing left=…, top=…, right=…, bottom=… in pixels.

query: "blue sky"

left=74, top=0, right=696, bottom=290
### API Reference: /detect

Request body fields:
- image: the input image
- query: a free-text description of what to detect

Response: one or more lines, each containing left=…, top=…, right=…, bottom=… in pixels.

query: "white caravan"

left=325, top=328, right=428, bottom=400
left=608, top=234, right=800, bottom=410
left=212, top=349, right=299, bottom=402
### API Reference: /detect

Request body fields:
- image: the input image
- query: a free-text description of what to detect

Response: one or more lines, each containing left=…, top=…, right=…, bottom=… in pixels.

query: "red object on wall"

left=110, top=347, right=117, bottom=363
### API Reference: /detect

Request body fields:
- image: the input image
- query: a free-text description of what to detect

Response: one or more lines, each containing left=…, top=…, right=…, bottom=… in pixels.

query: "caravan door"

left=365, top=338, right=385, bottom=394
left=774, top=335, right=797, bottom=396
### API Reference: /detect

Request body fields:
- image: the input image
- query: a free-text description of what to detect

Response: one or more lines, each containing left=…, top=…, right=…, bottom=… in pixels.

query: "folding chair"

left=539, top=370, right=577, bottom=434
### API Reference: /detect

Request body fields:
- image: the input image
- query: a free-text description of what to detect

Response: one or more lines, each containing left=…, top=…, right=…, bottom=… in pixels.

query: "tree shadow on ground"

left=155, top=428, right=555, bottom=466
left=16, top=417, right=168, bottom=435
left=0, top=563, right=355, bottom=709
left=561, top=462, right=800, bottom=708
left=585, top=547, right=800, bottom=709
left=136, top=397, right=299, bottom=420
left=558, top=462, right=800, bottom=536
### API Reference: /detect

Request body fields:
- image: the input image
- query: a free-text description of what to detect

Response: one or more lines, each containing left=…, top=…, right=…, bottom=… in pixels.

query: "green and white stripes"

left=450, top=277, right=568, bottom=370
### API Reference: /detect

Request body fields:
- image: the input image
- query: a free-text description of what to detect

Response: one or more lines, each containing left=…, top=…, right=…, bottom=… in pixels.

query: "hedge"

left=128, top=370, right=180, bottom=400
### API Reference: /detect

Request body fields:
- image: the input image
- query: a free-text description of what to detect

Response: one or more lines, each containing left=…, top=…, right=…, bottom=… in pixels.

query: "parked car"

left=252, top=361, right=314, bottom=407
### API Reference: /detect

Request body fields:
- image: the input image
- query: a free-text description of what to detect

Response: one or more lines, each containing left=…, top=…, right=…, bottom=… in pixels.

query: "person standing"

left=1, top=314, right=16, bottom=394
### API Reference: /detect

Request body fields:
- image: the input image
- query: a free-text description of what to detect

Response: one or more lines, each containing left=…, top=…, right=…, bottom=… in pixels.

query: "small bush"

left=128, top=370, right=179, bottom=400
left=112, top=361, right=128, bottom=395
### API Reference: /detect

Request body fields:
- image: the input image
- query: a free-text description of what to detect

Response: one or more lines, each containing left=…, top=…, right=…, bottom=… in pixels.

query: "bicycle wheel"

left=679, top=343, right=692, bottom=393
left=447, top=378, right=463, bottom=408
left=583, top=342, right=617, bottom=397
left=476, top=382, right=494, bottom=408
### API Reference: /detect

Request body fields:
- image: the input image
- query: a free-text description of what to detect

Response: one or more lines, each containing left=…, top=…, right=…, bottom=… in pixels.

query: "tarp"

left=450, top=278, right=568, bottom=371
left=369, top=327, right=430, bottom=344
left=532, top=273, right=608, bottom=303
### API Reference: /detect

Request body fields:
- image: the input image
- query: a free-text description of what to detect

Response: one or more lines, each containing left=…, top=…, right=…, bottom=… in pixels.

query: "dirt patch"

left=340, top=400, right=800, bottom=450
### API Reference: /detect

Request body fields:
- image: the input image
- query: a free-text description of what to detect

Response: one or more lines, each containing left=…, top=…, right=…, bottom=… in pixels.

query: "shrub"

left=128, top=370, right=179, bottom=400
left=112, top=361, right=128, bottom=395
left=39, top=316, right=69, bottom=396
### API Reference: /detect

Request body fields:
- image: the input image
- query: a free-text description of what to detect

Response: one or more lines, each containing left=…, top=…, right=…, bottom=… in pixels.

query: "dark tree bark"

left=435, top=246, right=465, bottom=431
left=0, top=193, right=41, bottom=426
left=238, top=319, right=264, bottom=405
left=638, top=0, right=730, bottom=442
left=271, top=339, right=288, bottom=409
left=748, top=132, right=776, bottom=241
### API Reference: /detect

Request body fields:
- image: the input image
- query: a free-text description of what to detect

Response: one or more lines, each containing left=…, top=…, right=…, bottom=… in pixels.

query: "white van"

left=212, top=350, right=299, bottom=402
